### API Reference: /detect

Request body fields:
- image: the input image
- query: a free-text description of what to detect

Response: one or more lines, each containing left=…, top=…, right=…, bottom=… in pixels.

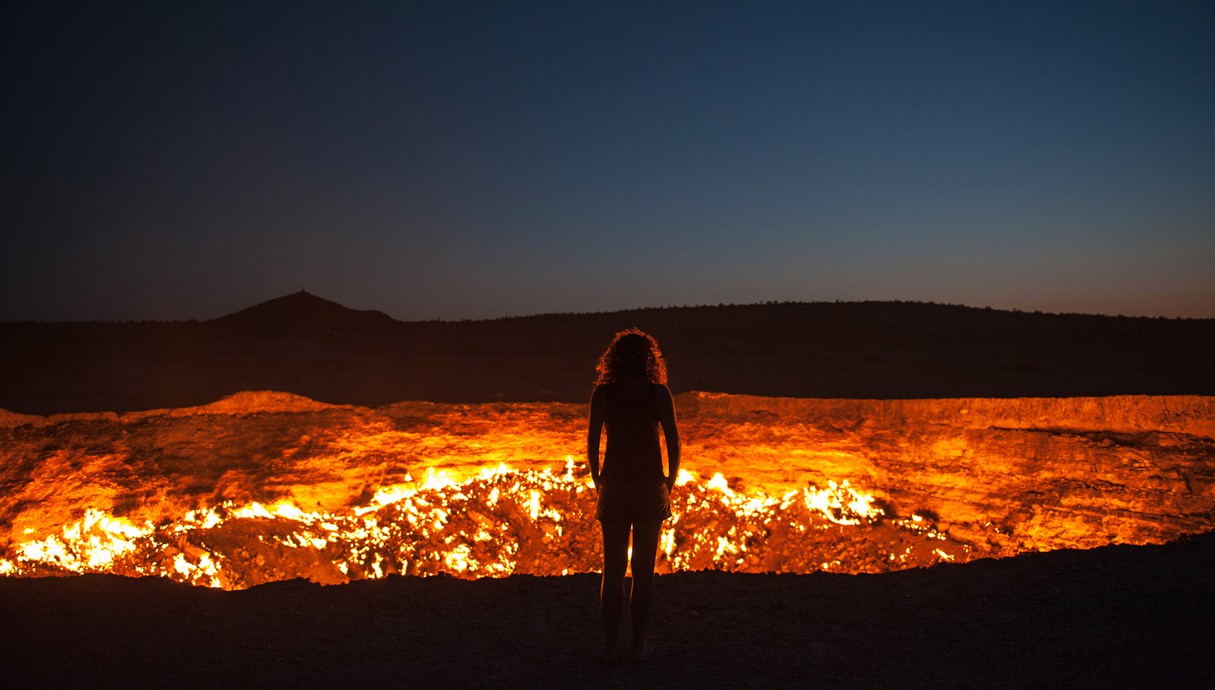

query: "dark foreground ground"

left=2, top=532, right=1213, bottom=689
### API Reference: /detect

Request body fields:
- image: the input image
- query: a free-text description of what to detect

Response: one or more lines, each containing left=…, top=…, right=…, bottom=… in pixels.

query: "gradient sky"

left=3, top=1, right=1213, bottom=321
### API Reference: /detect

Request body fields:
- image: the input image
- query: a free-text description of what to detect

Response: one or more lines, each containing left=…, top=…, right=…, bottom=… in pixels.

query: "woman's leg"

left=600, top=520, right=631, bottom=657
left=628, top=519, right=663, bottom=660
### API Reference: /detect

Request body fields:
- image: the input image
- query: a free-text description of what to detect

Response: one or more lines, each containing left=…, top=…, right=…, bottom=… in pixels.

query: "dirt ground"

left=2, top=531, right=1212, bottom=689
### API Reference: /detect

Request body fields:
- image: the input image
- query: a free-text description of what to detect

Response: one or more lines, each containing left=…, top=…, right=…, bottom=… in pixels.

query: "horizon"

left=4, top=2, right=1213, bottom=322
left=2, top=289, right=1210, bottom=325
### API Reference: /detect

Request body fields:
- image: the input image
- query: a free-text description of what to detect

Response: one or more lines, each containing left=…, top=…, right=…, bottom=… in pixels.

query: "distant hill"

left=1, top=294, right=1212, bottom=413
left=215, top=290, right=396, bottom=335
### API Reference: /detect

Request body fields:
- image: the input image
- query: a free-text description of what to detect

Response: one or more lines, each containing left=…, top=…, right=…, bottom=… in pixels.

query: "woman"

left=586, top=328, right=680, bottom=662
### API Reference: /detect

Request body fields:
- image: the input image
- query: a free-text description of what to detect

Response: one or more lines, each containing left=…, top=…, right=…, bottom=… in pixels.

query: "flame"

left=7, top=392, right=1204, bottom=590
left=14, top=508, right=154, bottom=572
left=803, top=480, right=880, bottom=525
left=0, top=456, right=966, bottom=589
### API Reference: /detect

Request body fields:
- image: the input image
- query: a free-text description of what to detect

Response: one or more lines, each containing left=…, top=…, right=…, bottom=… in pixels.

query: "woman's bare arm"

left=657, top=384, right=680, bottom=489
left=586, top=385, right=607, bottom=489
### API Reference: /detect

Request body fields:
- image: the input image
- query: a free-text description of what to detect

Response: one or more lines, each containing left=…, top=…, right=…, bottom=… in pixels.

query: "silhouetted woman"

left=586, top=328, right=680, bottom=662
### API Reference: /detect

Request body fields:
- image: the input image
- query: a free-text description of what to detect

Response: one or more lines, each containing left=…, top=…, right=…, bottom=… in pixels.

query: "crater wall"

left=1, top=392, right=1211, bottom=583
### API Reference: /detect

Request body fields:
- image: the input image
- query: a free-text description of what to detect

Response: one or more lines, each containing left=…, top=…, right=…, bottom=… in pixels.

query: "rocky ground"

left=2, top=531, right=1213, bottom=689
left=3, top=392, right=1212, bottom=586
left=3, top=296, right=1212, bottom=685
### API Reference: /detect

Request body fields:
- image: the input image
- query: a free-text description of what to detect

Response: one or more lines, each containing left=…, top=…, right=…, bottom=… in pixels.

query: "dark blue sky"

left=4, top=1, right=1213, bottom=321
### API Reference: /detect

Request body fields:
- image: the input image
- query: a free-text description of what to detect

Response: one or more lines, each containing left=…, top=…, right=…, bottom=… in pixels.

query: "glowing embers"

left=0, top=460, right=969, bottom=589
left=12, top=508, right=153, bottom=572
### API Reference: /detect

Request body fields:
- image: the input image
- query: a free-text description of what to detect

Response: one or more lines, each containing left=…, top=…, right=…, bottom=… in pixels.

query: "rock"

left=0, top=392, right=1211, bottom=585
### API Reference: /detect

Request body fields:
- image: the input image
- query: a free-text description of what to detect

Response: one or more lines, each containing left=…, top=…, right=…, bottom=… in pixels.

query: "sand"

left=3, top=531, right=1213, bottom=688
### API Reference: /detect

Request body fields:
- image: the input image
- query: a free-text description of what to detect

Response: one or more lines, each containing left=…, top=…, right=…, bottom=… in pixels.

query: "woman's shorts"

left=595, top=481, right=672, bottom=524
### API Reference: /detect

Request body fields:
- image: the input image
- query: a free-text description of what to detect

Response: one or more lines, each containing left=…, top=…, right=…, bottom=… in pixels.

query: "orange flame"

left=0, top=457, right=962, bottom=589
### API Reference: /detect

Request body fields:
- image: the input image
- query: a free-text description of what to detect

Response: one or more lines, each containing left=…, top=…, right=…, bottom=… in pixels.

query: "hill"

left=1, top=295, right=1212, bottom=413
left=214, top=290, right=396, bottom=335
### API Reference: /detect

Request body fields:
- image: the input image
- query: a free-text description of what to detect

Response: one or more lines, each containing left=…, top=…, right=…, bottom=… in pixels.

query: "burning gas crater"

left=1, top=460, right=955, bottom=590
left=1, top=391, right=1212, bottom=589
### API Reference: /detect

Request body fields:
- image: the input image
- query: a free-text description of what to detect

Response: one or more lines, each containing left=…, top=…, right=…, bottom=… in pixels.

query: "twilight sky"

left=3, top=1, right=1213, bottom=321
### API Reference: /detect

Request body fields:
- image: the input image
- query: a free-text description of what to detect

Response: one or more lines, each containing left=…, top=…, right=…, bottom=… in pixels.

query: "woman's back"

left=600, top=380, right=665, bottom=483
left=586, top=328, right=680, bottom=662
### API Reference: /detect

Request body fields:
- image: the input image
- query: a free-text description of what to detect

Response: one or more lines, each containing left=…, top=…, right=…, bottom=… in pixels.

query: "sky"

left=3, top=1, right=1213, bottom=321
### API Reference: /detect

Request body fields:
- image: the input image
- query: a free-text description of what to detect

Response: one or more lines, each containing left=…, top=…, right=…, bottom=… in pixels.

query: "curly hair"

left=595, top=328, right=668, bottom=385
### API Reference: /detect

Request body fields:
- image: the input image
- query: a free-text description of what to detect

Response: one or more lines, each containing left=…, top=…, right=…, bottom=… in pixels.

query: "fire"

left=0, top=457, right=961, bottom=589
left=2, top=391, right=1211, bottom=590
left=16, top=508, right=152, bottom=572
